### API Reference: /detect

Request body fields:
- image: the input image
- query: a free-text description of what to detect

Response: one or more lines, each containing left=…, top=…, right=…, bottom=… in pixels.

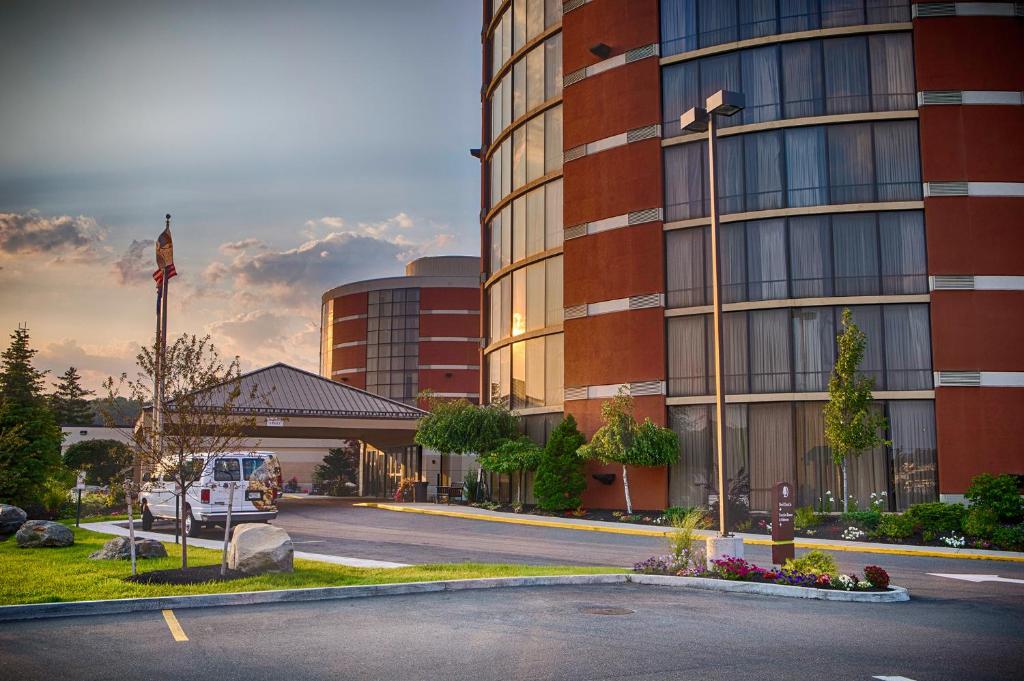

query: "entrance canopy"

left=162, top=363, right=426, bottom=449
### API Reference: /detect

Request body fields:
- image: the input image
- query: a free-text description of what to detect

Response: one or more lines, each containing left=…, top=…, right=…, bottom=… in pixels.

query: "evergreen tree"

left=0, top=326, right=63, bottom=508
left=824, top=309, right=890, bottom=513
left=533, top=415, right=587, bottom=512
left=50, top=366, right=95, bottom=426
left=63, top=438, right=132, bottom=486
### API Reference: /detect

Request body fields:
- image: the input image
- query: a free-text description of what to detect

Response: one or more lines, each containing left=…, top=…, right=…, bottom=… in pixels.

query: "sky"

left=0, top=0, right=482, bottom=392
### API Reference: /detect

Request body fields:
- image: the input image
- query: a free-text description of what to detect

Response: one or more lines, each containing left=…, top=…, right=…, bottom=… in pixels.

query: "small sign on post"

left=772, top=481, right=795, bottom=565
left=75, top=471, right=86, bottom=527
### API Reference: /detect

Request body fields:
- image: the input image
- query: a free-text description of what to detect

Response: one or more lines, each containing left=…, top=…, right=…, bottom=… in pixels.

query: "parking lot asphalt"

left=2, top=582, right=1022, bottom=681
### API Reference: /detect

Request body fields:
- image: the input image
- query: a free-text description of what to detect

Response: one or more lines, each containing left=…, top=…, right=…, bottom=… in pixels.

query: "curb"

left=0, top=571, right=910, bottom=622
left=355, top=503, right=1024, bottom=564
left=630, top=574, right=910, bottom=602
left=0, top=574, right=628, bottom=622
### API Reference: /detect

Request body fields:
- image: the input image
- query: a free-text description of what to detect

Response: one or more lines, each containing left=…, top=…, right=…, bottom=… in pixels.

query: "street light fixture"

left=680, top=90, right=745, bottom=547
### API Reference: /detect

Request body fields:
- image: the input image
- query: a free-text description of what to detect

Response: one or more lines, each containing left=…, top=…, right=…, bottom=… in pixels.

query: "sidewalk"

left=354, top=502, right=1024, bottom=564
left=81, top=522, right=409, bottom=569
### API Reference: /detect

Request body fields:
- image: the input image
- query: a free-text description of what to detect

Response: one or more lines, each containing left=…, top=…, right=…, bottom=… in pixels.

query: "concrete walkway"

left=81, top=521, right=409, bottom=569
left=356, top=502, right=1024, bottom=563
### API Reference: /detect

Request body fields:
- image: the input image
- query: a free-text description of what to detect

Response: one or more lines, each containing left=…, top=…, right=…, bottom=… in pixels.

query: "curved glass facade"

left=490, top=0, right=562, bottom=79
left=661, top=32, right=914, bottom=135
left=660, top=0, right=911, bottom=58
left=365, top=288, right=420, bottom=403
left=489, top=34, right=562, bottom=144
left=661, top=4, right=934, bottom=511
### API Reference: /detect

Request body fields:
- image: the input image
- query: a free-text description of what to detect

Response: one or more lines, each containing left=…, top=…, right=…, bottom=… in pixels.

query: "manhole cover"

left=580, top=606, right=635, bottom=616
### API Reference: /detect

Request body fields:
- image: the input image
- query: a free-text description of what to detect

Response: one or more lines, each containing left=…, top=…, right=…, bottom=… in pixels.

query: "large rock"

left=15, top=520, right=74, bottom=548
left=89, top=536, right=168, bottom=560
left=0, top=504, right=27, bottom=534
left=227, top=524, right=293, bottom=574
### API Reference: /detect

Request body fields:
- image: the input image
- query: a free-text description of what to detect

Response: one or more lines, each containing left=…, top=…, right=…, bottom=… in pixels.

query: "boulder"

left=15, top=520, right=74, bottom=548
left=227, top=524, right=293, bottom=574
left=0, top=504, right=27, bottom=534
left=89, top=536, right=168, bottom=560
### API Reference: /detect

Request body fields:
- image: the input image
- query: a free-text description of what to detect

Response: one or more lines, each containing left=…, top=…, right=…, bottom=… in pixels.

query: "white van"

left=139, top=451, right=282, bottom=536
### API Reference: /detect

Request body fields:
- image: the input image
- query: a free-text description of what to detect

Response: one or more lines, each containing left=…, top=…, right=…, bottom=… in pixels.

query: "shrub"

left=783, top=550, right=838, bottom=577
left=663, top=506, right=695, bottom=525
left=962, top=506, right=1000, bottom=540
left=965, top=473, right=1024, bottom=523
left=991, top=524, right=1024, bottom=552
left=666, top=507, right=708, bottom=570
left=533, top=415, right=587, bottom=512
left=633, top=555, right=673, bottom=574
left=906, top=502, right=967, bottom=541
left=863, top=565, right=889, bottom=589
left=794, top=506, right=819, bottom=530
left=871, top=513, right=914, bottom=542
left=841, top=510, right=882, bottom=531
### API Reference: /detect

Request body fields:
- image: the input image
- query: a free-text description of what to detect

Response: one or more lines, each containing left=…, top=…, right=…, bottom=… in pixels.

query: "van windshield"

left=213, top=458, right=241, bottom=481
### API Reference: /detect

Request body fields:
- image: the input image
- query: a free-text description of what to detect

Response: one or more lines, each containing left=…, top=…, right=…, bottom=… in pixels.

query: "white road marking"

left=873, top=676, right=918, bottom=680
left=291, top=540, right=326, bottom=544
left=928, top=573, right=1024, bottom=585
left=162, top=609, right=188, bottom=642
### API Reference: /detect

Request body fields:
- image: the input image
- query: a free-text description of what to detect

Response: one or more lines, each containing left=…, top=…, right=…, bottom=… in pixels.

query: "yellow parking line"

left=162, top=609, right=188, bottom=642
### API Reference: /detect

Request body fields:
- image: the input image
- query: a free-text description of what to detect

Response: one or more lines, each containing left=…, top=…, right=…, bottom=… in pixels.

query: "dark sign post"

left=771, top=481, right=795, bottom=565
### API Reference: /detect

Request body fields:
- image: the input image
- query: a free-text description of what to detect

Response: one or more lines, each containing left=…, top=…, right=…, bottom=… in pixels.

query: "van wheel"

left=184, top=509, right=202, bottom=537
left=141, top=505, right=153, bottom=531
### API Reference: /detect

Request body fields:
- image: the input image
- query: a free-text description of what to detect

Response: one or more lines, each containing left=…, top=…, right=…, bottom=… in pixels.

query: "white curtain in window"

left=750, top=309, right=792, bottom=393
left=544, top=106, right=562, bottom=175
left=545, top=256, right=563, bottom=325
left=698, top=0, right=738, bottom=48
left=711, top=405, right=750, bottom=508
left=749, top=403, right=796, bottom=511
left=848, top=305, right=885, bottom=388
left=662, top=62, right=699, bottom=137
left=720, top=222, right=747, bottom=303
left=866, top=0, right=911, bottom=23
left=780, top=0, right=820, bottom=33
left=824, top=36, right=870, bottom=114
left=873, top=120, right=921, bottom=201
left=744, top=130, right=784, bottom=211
left=883, top=304, right=932, bottom=390
left=740, top=46, right=781, bottom=124
left=699, top=52, right=742, bottom=128
left=828, top=123, right=874, bottom=204
left=717, top=136, right=745, bottom=214
left=544, top=333, right=563, bottom=406
left=723, top=311, right=750, bottom=394
left=666, top=228, right=706, bottom=308
left=544, top=33, right=562, bottom=100
left=664, top=142, right=706, bottom=221
left=667, top=316, right=708, bottom=396
left=544, top=178, right=563, bottom=249
left=785, top=127, right=829, bottom=206
left=781, top=40, right=824, bottom=118
left=660, top=0, right=697, bottom=57
left=869, top=33, right=915, bottom=111
left=879, top=211, right=926, bottom=294
left=832, top=213, right=880, bottom=295
left=821, top=0, right=865, bottom=28
left=789, top=214, right=833, bottom=298
left=795, top=401, right=839, bottom=508
left=739, top=0, right=779, bottom=40
left=668, top=405, right=713, bottom=507
left=746, top=218, right=787, bottom=300
left=792, top=306, right=836, bottom=391
left=889, top=400, right=938, bottom=510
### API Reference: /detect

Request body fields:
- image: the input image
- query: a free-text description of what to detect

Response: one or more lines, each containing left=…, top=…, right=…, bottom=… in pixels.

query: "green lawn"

left=0, top=527, right=623, bottom=605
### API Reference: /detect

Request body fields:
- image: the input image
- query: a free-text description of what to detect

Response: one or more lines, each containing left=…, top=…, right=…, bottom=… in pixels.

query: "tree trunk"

left=622, top=465, right=633, bottom=515
left=180, top=485, right=188, bottom=569
left=519, top=470, right=525, bottom=506
left=841, top=459, right=849, bottom=514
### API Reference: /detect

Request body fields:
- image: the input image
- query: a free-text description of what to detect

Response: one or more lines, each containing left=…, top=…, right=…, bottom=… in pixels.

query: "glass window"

left=780, top=0, right=821, bottom=33
left=698, top=0, right=738, bottom=47
left=526, top=0, right=543, bottom=41
left=513, top=0, right=526, bottom=51
left=526, top=188, right=545, bottom=255
left=750, top=308, right=792, bottom=392
left=884, top=304, right=932, bottom=390
left=526, top=262, right=546, bottom=331
left=527, top=116, right=545, bottom=182
left=740, top=0, right=779, bottom=40
left=545, top=334, right=564, bottom=405
left=664, top=141, right=706, bottom=222
left=792, top=306, right=835, bottom=391
left=744, top=130, right=784, bottom=211
left=700, top=52, right=742, bottom=128
left=789, top=214, right=833, bottom=298
left=526, top=337, right=545, bottom=407
left=214, top=458, right=241, bottom=482
left=740, top=46, right=781, bottom=124
left=873, top=120, right=921, bottom=201
left=512, top=126, right=527, bottom=189
left=832, top=213, right=880, bottom=295
left=544, top=0, right=560, bottom=28
left=488, top=351, right=501, bottom=404
left=661, top=0, right=698, bottom=57
left=513, top=59, right=526, bottom=120
left=668, top=405, right=714, bottom=507
left=721, top=222, right=747, bottom=303
left=821, top=0, right=864, bottom=27
left=489, top=284, right=501, bottom=343
left=500, top=275, right=512, bottom=338
left=848, top=305, right=885, bottom=387
left=785, top=126, right=828, bottom=207
left=667, top=315, right=708, bottom=396
left=489, top=217, right=502, bottom=274
left=889, top=401, right=937, bottom=510
left=661, top=61, right=698, bottom=137
left=723, top=311, right=750, bottom=394
left=879, top=211, right=926, bottom=294
left=746, top=218, right=788, bottom=300
left=511, top=340, right=526, bottom=408
left=749, top=403, right=796, bottom=511
left=717, top=136, right=745, bottom=213
left=526, top=44, right=544, bottom=111
left=870, top=33, right=915, bottom=111
left=544, top=106, right=562, bottom=175
left=500, top=137, right=511, bottom=198
left=824, top=36, right=870, bottom=114
left=513, top=196, right=526, bottom=261
left=781, top=40, right=824, bottom=119
left=544, top=33, right=562, bottom=100
left=666, top=227, right=706, bottom=308
left=544, top=179, right=563, bottom=249
left=828, top=123, right=874, bottom=204
left=512, top=268, right=526, bottom=336
left=546, top=256, right=563, bottom=324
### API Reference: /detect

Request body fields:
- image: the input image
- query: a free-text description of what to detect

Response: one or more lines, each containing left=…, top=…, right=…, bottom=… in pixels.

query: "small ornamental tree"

left=533, top=414, right=587, bottom=512
left=0, top=326, right=63, bottom=509
left=824, top=309, right=890, bottom=513
left=313, top=441, right=360, bottom=495
left=50, top=366, right=95, bottom=426
left=477, top=436, right=543, bottom=505
left=579, top=389, right=679, bottom=514
left=103, top=334, right=264, bottom=569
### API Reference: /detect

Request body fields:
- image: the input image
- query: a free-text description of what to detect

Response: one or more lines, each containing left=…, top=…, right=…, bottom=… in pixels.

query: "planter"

left=629, top=573, right=909, bottom=602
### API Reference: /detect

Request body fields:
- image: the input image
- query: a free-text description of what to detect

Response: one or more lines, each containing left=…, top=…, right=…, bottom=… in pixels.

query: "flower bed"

left=633, top=554, right=893, bottom=593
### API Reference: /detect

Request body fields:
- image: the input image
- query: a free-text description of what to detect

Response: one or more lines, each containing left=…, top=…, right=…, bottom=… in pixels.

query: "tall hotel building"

left=479, top=0, right=1023, bottom=510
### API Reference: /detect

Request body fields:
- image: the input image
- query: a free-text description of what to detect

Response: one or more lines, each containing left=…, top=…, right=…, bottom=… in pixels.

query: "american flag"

left=153, top=225, right=177, bottom=288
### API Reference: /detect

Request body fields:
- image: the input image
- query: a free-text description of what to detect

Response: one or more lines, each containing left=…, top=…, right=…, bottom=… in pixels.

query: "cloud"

left=36, top=339, right=143, bottom=392
left=112, top=239, right=155, bottom=285
left=207, top=310, right=319, bottom=370
left=218, top=238, right=266, bottom=254
left=0, top=211, right=103, bottom=257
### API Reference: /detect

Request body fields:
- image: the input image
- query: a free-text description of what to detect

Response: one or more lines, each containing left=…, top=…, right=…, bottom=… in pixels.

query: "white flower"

left=940, top=534, right=966, bottom=548
left=857, top=580, right=873, bottom=590
left=836, top=574, right=856, bottom=591
left=841, top=526, right=866, bottom=541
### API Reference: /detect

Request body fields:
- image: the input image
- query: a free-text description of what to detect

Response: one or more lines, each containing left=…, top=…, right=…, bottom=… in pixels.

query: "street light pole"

left=681, top=90, right=745, bottom=543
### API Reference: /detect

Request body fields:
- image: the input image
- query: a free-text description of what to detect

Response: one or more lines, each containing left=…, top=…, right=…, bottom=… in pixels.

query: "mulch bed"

left=125, top=564, right=246, bottom=585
